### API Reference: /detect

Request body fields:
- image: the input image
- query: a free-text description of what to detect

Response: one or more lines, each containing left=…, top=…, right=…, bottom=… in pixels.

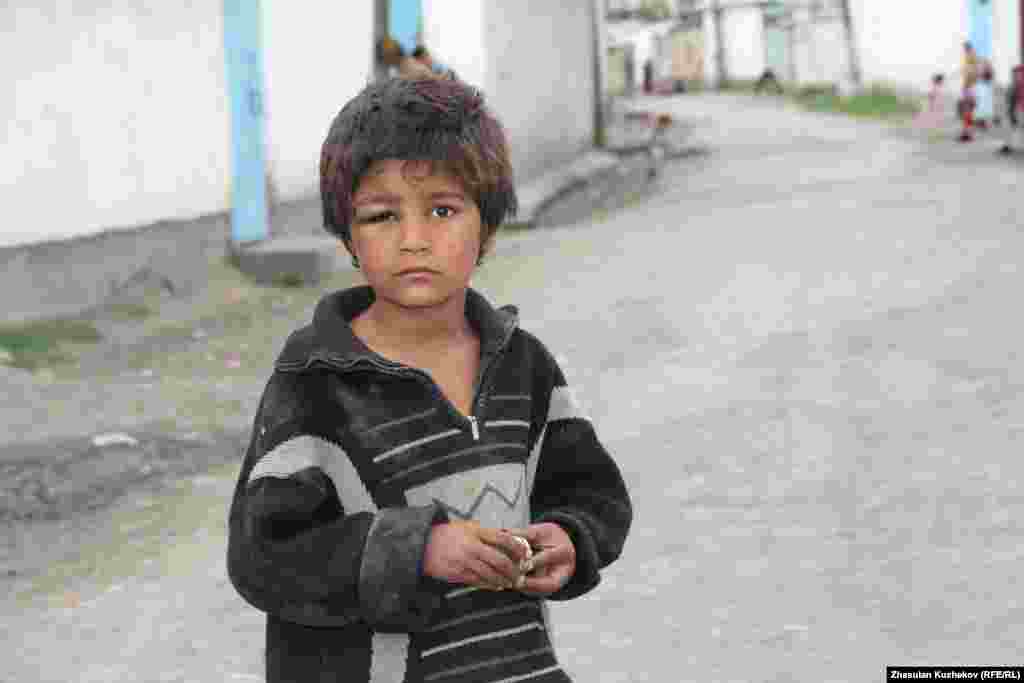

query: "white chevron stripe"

left=420, top=622, right=544, bottom=657
left=249, top=436, right=411, bottom=680
left=369, top=633, right=410, bottom=683
left=525, top=425, right=545, bottom=503
left=248, top=435, right=377, bottom=515
left=547, top=385, right=588, bottom=424
left=492, top=664, right=563, bottom=683
left=485, top=420, right=531, bottom=430
left=445, top=586, right=481, bottom=599
left=373, top=428, right=462, bottom=464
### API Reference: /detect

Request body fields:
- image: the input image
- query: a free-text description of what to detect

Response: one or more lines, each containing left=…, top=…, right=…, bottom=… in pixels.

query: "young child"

left=227, top=76, right=633, bottom=683
left=958, top=42, right=980, bottom=142
left=999, top=65, right=1024, bottom=155
left=974, top=61, right=995, bottom=129
left=914, top=73, right=946, bottom=133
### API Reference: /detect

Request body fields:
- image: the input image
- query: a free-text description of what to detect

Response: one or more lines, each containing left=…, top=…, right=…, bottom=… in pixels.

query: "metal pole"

left=713, top=0, right=728, bottom=89
left=591, top=0, right=608, bottom=148
left=374, top=0, right=390, bottom=82
left=839, top=0, right=862, bottom=89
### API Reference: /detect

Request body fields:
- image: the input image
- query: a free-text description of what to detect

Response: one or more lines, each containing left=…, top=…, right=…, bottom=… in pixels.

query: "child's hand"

left=504, top=523, right=576, bottom=596
left=422, top=520, right=531, bottom=590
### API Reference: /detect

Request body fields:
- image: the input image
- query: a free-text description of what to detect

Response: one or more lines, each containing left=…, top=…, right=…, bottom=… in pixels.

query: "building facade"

left=1, top=1, right=375, bottom=250
left=421, top=0, right=599, bottom=182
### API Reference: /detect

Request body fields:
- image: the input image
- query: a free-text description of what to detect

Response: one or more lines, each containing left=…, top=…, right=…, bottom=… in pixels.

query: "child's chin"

left=390, top=287, right=456, bottom=309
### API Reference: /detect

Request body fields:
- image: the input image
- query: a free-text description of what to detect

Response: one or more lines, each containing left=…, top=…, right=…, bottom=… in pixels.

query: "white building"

left=421, top=0, right=601, bottom=183
left=1, top=2, right=375, bottom=250
left=692, top=0, right=1024, bottom=94
left=2, top=1, right=604, bottom=251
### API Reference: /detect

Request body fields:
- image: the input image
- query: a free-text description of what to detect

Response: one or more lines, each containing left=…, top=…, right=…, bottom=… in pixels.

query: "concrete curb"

left=513, top=150, right=623, bottom=226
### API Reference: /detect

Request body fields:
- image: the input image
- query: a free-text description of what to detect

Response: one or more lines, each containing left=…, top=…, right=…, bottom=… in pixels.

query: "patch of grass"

left=105, top=301, right=155, bottom=321
left=0, top=318, right=103, bottom=371
left=272, top=272, right=305, bottom=288
left=793, top=83, right=920, bottom=120
left=15, top=463, right=238, bottom=607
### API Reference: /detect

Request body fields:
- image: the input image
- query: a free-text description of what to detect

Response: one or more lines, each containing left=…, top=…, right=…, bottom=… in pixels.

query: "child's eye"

left=361, top=211, right=398, bottom=224
left=432, top=206, right=457, bottom=219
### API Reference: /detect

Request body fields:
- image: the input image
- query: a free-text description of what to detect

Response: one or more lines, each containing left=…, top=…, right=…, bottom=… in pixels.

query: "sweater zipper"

left=296, top=349, right=506, bottom=442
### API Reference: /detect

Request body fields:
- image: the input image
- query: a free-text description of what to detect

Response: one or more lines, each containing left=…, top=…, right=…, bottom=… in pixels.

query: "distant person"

left=999, top=65, right=1024, bottom=155
left=412, top=45, right=458, bottom=80
left=377, top=36, right=404, bottom=78
left=957, top=41, right=980, bottom=142
left=974, top=61, right=995, bottom=129
left=754, top=68, right=784, bottom=95
left=377, top=37, right=433, bottom=80
left=643, top=59, right=654, bottom=94
left=914, top=73, right=946, bottom=132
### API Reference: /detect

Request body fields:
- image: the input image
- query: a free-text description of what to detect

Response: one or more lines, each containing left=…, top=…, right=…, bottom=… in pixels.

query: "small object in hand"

left=512, top=535, right=534, bottom=574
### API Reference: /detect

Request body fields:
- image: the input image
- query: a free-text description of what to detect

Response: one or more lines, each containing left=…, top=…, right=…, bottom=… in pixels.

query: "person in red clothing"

left=957, top=42, right=981, bottom=142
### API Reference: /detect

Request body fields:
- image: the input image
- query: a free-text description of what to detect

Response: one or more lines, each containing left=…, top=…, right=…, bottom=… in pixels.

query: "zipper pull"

left=467, top=416, right=480, bottom=441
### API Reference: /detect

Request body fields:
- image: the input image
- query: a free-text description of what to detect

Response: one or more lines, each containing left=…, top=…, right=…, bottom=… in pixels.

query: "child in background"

left=999, top=65, right=1024, bottom=155
left=974, top=61, right=995, bottom=130
left=914, top=73, right=946, bottom=133
left=226, top=75, right=633, bottom=683
left=958, top=42, right=980, bottom=142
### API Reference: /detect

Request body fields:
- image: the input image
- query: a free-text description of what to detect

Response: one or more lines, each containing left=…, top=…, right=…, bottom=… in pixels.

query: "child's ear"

left=477, top=230, right=495, bottom=265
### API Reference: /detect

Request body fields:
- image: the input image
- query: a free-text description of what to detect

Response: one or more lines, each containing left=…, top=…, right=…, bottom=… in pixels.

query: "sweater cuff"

left=358, top=504, right=448, bottom=631
left=533, top=510, right=601, bottom=601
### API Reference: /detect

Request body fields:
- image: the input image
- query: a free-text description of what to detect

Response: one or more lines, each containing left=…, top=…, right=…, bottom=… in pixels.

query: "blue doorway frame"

left=224, top=0, right=268, bottom=245
left=968, top=0, right=993, bottom=59
left=389, top=0, right=422, bottom=54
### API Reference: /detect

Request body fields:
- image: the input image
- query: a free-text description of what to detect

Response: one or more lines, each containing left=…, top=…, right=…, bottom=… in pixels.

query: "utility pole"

left=838, top=0, right=862, bottom=91
left=591, top=0, right=608, bottom=148
left=712, top=0, right=728, bottom=89
left=373, top=0, right=389, bottom=82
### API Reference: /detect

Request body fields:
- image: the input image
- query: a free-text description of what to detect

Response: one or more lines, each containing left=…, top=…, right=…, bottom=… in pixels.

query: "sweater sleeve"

left=226, top=372, right=449, bottom=632
left=527, top=344, right=633, bottom=601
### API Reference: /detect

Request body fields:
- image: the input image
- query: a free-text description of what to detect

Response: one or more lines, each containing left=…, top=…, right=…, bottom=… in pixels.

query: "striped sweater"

left=226, top=286, right=633, bottom=683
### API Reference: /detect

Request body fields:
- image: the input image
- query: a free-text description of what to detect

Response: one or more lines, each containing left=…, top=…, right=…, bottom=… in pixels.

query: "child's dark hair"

left=320, top=77, right=517, bottom=260
left=933, top=73, right=945, bottom=85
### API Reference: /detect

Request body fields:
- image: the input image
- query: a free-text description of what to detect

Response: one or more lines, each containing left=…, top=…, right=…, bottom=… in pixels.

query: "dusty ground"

left=2, top=92, right=1023, bottom=682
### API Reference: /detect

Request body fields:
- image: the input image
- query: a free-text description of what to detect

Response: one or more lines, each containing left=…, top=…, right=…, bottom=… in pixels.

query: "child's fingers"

left=471, top=543, right=522, bottom=586
left=526, top=545, right=574, bottom=574
left=478, top=527, right=530, bottom=562
left=518, top=563, right=573, bottom=596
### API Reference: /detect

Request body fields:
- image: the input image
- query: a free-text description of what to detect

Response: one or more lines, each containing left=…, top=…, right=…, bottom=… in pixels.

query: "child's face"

left=349, top=159, right=483, bottom=311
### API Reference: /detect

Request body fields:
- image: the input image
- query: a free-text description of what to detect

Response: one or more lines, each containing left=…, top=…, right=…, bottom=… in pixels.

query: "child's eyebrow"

left=427, top=191, right=467, bottom=202
left=353, top=193, right=400, bottom=207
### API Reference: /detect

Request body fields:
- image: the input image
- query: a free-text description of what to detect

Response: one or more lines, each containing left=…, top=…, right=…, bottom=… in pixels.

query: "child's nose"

left=398, top=215, right=431, bottom=250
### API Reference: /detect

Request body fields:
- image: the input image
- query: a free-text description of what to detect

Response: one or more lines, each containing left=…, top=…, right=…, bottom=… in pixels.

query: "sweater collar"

left=275, top=285, right=518, bottom=370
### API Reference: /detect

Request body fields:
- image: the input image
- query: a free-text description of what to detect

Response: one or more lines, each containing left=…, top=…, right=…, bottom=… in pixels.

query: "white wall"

left=992, top=0, right=1022, bottom=85
left=421, top=0, right=488, bottom=89
left=853, top=0, right=963, bottom=92
left=262, top=1, right=373, bottom=201
left=482, top=1, right=595, bottom=181
left=703, top=7, right=721, bottom=85
left=1, top=2, right=230, bottom=249
left=722, top=5, right=764, bottom=80
left=0, top=1, right=373, bottom=250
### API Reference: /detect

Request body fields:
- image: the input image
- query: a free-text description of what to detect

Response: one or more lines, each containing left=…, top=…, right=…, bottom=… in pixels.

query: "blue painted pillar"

left=389, top=0, right=422, bottom=53
left=968, top=0, right=993, bottom=60
left=224, top=0, right=268, bottom=245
